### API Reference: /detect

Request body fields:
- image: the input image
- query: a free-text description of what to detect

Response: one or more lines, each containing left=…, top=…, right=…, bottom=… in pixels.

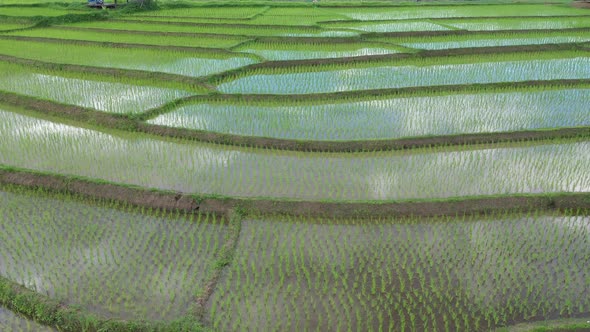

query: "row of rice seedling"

left=134, top=6, right=268, bottom=19
left=234, top=41, right=404, bottom=61
left=218, top=56, right=590, bottom=94
left=0, top=62, right=192, bottom=114
left=0, top=186, right=227, bottom=321
left=65, top=20, right=327, bottom=37
left=147, top=88, right=590, bottom=141
left=0, top=6, right=73, bottom=18
left=245, top=7, right=348, bottom=26
left=0, top=306, right=55, bottom=332
left=2, top=108, right=588, bottom=201
left=0, top=20, right=33, bottom=31
left=209, top=212, right=590, bottom=332
left=3, top=27, right=250, bottom=49
left=321, top=20, right=452, bottom=33
left=329, top=4, right=590, bottom=21
left=0, top=38, right=257, bottom=78
left=372, top=30, right=590, bottom=50
left=439, top=16, right=590, bottom=31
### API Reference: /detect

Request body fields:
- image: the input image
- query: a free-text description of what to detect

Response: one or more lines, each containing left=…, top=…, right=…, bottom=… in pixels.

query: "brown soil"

left=2, top=91, right=589, bottom=153
left=572, top=1, right=590, bottom=9
left=1, top=168, right=588, bottom=219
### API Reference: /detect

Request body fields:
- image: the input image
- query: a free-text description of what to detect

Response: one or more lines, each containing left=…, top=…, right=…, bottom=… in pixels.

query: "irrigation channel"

left=0, top=1, right=589, bottom=332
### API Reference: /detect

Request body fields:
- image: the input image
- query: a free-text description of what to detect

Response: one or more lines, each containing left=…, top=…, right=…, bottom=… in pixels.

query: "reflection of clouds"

left=220, top=58, right=590, bottom=94
left=406, top=36, right=590, bottom=50
left=244, top=47, right=397, bottom=61
left=150, top=90, right=590, bottom=141
left=0, top=73, right=190, bottom=114
left=2, top=110, right=589, bottom=200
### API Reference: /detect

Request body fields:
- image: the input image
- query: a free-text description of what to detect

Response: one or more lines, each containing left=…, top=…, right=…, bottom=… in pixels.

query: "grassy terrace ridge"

left=2, top=2, right=590, bottom=331
left=1, top=165, right=590, bottom=219
left=2, top=89, right=590, bottom=152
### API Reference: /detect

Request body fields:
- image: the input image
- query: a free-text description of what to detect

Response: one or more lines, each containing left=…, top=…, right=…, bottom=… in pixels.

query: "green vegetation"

left=218, top=55, right=590, bottom=94
left=235, top=41, right=404, bottom=60
left=0, top=38, right=257, bottom=78
left=2, top=108, right=589, bottom=200
left=372, top=30, right=590, bottom=50
left=0, top=306, right=55, bottom=332
left=210, top=212, right=590, bottom=331
left=440, top=16, right=590, bottom=30
left=0, top=186, right=226, bottom=321
left=0, top=62, right=192, bottom=114
left=147, top=89, right=590, bottom=140
left=330, top=4, right=590, bottom=20
left=2, top=2, right=590, bottom=331
left=66, top=20, right=327, bottom=36
left=4, top=26, right=250, bottom=48
left=0, top=7, right=73, bottom=18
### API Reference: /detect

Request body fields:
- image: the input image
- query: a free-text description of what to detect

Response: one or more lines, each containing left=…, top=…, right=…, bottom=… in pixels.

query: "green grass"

left=2, top=107, right=589, bottom=201
left=0, top=38, right=257, bottom=78
left=0, top=21, right=33, bottom=31
left=372, top=30, right=590, bottom=50
left=322, top=20, right=451, bottom=32
left=440, top=16, right=590, bottom=31
left=134, top=6, right=268, bottom=19
left=0, top=7, right=73, bottom=17
left=0, top=62, right=193, bottom=114
left=4, top=26, right=250, bottom=49
left=329, top=4, right=590, bottom=20
left=0, top=186, right=227, bottom=321
left=234, top=41, right=404, bottom=60
left=64, top=19, right=326, bottom=36
left=209, top=212, right=590, bottom=331
left=147, top=89, right=590, bottom=141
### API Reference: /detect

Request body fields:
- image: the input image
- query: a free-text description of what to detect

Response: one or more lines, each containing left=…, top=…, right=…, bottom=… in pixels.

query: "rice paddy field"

left=0, top=1, right=589, bottom=332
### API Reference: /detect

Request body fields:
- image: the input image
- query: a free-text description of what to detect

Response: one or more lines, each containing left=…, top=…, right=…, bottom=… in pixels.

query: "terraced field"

left=0, top=1, right=589, bottom=332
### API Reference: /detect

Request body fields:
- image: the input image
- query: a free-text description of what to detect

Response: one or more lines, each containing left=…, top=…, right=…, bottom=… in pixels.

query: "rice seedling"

left=134, top=7, right=268, bottom=19
left=64, top=20, right=326, bottom=37
left=2, top=108, right=589, bottom=201
left=235, top=41, right=403, bottom=61
left=373, top=30, right=590, bottom=50
left=218, top=56, right=590, bottom=94
left=0, top=7, right=72, bottom=17
left=441, top=16, right=590, bottom=31
left=208, top=212, right=590, bottom=331
left=0, top=62, right=192, bottom=114
left=0, top=21, right=32, bottom=31
left=321, top=20, right=451, bottom=33
left=330, top=4, right=590, bottom=21
left=0, top=39, right=257, bottom=78
left=147, top=89, right=590, bottom=141
left=5, top=27, right=249, bottom=49
left=0, top=306, right=55, bottom=332
left=0, top=187, right=227, bottom=321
